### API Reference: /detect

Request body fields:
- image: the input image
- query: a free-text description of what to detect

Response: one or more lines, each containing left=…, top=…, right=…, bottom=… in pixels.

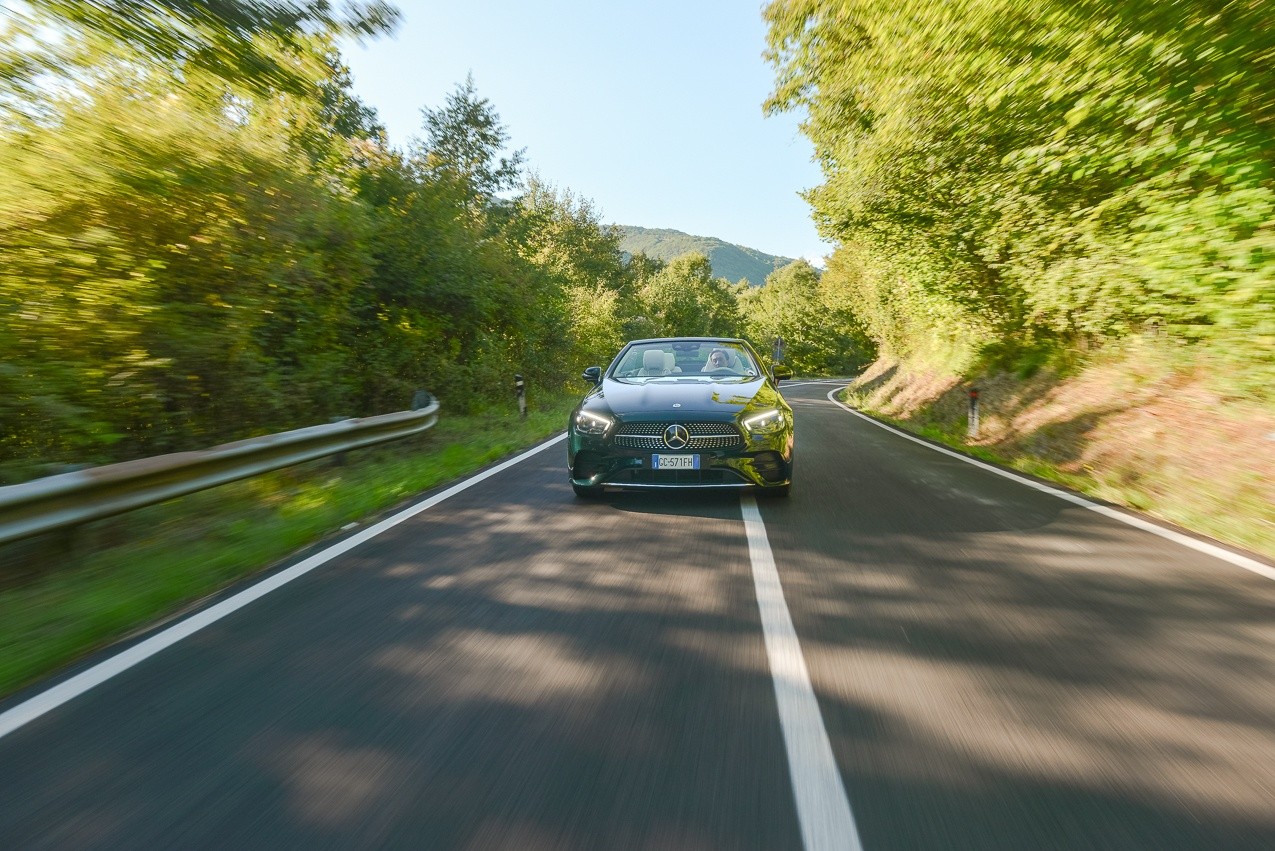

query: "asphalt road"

left=1, top=379, right=1273, bottom=849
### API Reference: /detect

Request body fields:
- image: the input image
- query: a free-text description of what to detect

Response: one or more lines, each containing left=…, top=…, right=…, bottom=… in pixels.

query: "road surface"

left=2, top=379, right=1273, bottom=849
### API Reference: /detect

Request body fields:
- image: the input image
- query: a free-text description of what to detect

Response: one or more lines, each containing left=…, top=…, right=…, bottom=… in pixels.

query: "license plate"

left=652, top=454, right=700, bottom=470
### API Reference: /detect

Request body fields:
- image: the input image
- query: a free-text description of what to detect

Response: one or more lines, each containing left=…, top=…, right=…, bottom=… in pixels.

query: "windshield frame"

left=606, top=339, right=762, bottom=384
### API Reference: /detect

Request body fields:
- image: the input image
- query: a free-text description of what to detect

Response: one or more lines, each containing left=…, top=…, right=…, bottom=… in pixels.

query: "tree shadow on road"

left=2, top=453, right=1274, bottom=850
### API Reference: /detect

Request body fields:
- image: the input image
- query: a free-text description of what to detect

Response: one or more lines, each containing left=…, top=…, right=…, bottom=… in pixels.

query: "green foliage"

left=0, top=61, right=373, bottom=472
left=740, top=260, right=876, bottom=374
left=0, top=3, right=648, bottom=479
left=765, top=0, right=1275, bottom=395
left=513, top=177, right=630, bottom=368
left=416, top=74, right=526, bottom=215
left=4, top=0, right=399, bottom=101
left=636, top=253, right=742, bottom=338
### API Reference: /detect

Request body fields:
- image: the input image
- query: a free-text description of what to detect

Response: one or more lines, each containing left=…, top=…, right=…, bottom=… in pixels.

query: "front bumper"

left=568, top=423, right=793, bottom=490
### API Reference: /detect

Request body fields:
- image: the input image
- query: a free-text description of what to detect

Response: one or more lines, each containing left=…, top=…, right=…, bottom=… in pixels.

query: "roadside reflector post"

left=967, top=387, right=980, bottom=439
left=514, top=374, right=527, bottom=420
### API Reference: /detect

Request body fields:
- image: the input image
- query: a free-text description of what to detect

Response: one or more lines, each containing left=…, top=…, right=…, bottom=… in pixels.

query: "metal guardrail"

left=0, top=396, right=440, bottom=546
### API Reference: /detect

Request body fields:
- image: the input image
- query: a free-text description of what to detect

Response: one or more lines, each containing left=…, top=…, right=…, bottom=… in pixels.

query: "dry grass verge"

left=844, top=354, right=1275, bottom=560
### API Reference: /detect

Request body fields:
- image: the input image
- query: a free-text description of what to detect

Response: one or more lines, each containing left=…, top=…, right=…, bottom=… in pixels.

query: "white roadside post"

left=514, top=374, right=527, bottom=420
left=967, top=387, right=980, bottom=439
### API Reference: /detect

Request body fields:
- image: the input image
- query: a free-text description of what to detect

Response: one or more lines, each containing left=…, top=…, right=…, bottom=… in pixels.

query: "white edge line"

left=825, top=387, right=1275, bottom=582
left=741, top=495, right=863, bottom=851
left=0, top=432, right=569, bottom=741
left=782, top=380, right=852, bottom=389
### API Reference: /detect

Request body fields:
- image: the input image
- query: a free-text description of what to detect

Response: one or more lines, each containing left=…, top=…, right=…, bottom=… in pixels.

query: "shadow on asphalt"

left=2, top=406, right=1274, bottom=850
left=751, top=385, right=1275, bottom=850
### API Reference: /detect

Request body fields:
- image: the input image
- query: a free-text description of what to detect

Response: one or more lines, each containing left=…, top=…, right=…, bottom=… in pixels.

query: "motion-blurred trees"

left=2, top=0, right=398, bottom=103
left=764, top=0, right=1274, bottom=390
left=0, top=50, right=378, bottom=471
left=0, top=3, right=658, bottom=481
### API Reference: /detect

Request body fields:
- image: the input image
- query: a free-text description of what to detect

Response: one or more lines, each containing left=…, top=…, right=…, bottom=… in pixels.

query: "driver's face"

left=709, top=352, right=726, bottom=365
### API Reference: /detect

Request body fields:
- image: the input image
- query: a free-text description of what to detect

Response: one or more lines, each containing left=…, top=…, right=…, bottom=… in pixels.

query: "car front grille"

left=613, top=421, right=743, bottom=450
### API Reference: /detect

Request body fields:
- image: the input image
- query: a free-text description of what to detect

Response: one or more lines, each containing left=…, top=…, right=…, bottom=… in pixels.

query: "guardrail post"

left=514, top=374, right=527, bottom=420
left=330, top=416, right=349, bottom=466
left=967, top=387, right=980, bottom=439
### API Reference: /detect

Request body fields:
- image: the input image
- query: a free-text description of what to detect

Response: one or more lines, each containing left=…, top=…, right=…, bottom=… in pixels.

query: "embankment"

left=843, top=354, right=1275, bottom=560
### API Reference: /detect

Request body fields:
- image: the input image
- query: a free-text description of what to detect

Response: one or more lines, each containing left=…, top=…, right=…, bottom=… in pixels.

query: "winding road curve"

left=1, top=380, right=1273, bottom=849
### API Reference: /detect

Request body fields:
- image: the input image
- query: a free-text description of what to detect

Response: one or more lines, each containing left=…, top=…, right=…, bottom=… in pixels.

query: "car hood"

left=596, top=377, right=778, bottom=418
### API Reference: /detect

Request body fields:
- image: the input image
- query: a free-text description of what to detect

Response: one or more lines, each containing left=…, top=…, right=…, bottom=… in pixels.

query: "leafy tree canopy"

left=764, top=0, right=1274, bottom=391
left=415, top=74, right=525, bottom=208
left=3, top=0, right=399, bottom=98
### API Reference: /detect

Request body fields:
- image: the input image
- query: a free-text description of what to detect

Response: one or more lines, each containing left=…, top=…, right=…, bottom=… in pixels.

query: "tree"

left=3, top=0, right=399, bottom=100
left=637, top=253, right=741, bottom=338
left=763, top=0, right=1275, bottom=389
left=0, top=57, right=378, bottom=473
left=739, top=260, right=873, bottom=375
left=512, top=176, right=629, bottom=368
left=415, top=74, right=525, bottom=213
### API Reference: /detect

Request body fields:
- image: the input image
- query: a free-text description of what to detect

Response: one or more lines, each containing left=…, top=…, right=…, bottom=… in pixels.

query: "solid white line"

left=0, top=433, right=569, bottom=741
left=824, top=387, right=1275, bottom=582
left=782, top=380, right=852, bottom=389
left=741, top=495, right=863, bottom=851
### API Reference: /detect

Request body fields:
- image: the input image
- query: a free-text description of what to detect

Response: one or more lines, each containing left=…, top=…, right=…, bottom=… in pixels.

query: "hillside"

left=616, top=225, right=796, bottom=287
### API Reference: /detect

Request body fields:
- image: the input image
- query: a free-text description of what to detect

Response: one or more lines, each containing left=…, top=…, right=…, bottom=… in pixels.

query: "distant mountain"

left=615, top=225, right=797, bottom=287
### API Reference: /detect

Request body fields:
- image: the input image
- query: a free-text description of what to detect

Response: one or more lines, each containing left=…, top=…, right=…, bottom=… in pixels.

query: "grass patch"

left=0, top=399, right=574, bottom=699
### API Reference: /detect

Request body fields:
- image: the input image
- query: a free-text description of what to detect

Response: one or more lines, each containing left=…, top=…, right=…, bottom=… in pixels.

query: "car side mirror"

left=582, top=366, right=602, bottom=385
left=771, top=363, right=793, bottom=382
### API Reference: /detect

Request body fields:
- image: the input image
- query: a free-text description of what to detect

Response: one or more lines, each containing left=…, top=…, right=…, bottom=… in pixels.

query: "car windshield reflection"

left=619, top=374, right=758, bottom=384
left=609, top=341, right=759, bottom=382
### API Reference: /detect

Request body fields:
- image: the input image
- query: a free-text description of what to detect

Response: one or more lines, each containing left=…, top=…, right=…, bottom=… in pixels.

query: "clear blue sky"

left=338, top=0, right=831, bottom=265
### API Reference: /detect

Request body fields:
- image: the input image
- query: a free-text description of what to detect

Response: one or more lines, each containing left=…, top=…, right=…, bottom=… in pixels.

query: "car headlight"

left=574, top=409, right=614, bottom=436
left=741, top=408, right=786, bottom=434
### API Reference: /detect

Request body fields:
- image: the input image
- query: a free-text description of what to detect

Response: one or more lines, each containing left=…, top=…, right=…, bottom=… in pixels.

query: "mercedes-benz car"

left=567, top=337, right=794, bottom=497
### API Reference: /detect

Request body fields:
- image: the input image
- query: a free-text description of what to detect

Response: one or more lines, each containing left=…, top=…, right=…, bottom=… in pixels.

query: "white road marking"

left=825, top=387, right=1275, bottom=582
left=782, top=380, right=852, bottom=389
left=0, top=433, right=569, bottom=741
left=741, top=495, right=863, bottom=851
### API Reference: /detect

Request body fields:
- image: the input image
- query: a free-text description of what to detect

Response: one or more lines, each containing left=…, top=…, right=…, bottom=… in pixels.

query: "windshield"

left=610, top=341, right=759, bottom=382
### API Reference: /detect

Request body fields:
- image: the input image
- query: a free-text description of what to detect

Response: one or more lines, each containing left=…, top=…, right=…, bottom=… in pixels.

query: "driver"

left=702, top=348, right=731, bottom=371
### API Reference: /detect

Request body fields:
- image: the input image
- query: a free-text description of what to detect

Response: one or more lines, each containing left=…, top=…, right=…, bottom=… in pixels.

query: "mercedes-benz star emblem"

left=663, top=424, right=690, bottom=449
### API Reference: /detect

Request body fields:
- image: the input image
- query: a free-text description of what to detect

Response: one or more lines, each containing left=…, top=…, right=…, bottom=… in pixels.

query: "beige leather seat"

left=664, top=352, right=681, bottom=374
left=637, top=349, right=667, bottom=376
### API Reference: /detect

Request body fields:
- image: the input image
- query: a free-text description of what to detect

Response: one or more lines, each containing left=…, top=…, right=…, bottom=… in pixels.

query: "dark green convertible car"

left=567, top=337, right=794, bottom=498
